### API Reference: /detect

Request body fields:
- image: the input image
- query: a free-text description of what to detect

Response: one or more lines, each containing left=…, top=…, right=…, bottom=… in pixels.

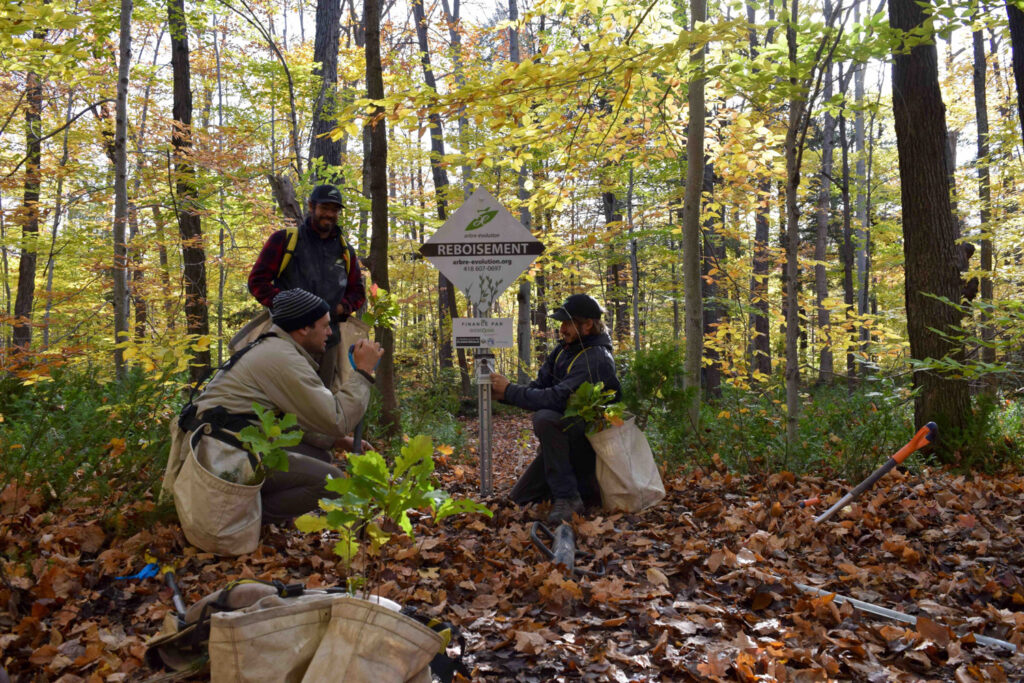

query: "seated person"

left=165, top=288, right=383, bottom=525
left=490, top=294, right=620, bottom=524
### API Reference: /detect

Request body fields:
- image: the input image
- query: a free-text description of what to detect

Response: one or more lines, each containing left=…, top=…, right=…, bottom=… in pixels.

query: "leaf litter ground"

left=3, top=412, right=1024, bottom=681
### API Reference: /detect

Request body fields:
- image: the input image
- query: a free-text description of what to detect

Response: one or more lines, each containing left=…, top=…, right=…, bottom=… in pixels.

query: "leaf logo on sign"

left=465, top=206, right=497, bottom=231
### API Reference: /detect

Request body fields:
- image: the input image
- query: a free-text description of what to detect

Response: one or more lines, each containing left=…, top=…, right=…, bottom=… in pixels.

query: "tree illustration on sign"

left=464, top=275, right=505, bottom=311
left=465, top=206, right=497, bottom=231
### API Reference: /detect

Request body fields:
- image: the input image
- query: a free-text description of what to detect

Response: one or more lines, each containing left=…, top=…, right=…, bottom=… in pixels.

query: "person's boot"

left=547, top=495, right=584, bottom=524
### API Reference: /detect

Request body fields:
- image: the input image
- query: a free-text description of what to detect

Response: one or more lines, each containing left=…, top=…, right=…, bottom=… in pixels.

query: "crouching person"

left=490, top=294, right=621, bottom=524
left=162, top=288, right=384, bottom=554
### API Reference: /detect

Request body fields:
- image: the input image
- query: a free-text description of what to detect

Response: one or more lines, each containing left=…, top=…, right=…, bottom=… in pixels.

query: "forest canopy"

left=2, top=0, right=1024, bottom=479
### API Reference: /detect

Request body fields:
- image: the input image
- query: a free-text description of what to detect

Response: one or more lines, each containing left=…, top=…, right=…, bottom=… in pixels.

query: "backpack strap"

left=177, top=332, right=278, bottom=431
left=277, top=227, right=300, bottom=277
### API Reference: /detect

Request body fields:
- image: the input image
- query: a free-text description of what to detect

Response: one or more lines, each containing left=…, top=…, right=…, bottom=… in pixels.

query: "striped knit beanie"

left=271, top=289, right=330, bottom=332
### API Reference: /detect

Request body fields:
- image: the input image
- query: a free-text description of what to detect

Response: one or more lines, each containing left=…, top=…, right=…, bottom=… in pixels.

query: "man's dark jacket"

left=503, top=332, right=620, bottom=413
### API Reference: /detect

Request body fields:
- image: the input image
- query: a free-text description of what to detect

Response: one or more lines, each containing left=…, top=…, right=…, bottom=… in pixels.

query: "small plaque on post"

left=453, top=318, right=514, bottom=350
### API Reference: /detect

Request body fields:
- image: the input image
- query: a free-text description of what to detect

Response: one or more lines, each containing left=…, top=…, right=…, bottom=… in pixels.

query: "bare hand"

left=352, top=339, right=384, bottom=374
left=490, top=372, right=509, bottom=400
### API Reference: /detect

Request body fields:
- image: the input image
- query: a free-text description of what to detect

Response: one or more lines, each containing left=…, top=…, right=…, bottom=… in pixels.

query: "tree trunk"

left=535, top=209, right=550, bottom=361
left=1007, top=1, right=1024, bottom=144
left=508, top=0, right=532, bottom=383
left=746, top=0, right=772, bottom=380
left=839, top=112, right=856, bottom=383
left=854, top=59, right=870, bottom=338
left=627, top=168, right=641, bottom=353
left=973, top=27, right=995, bottom=388
left=411, top=0, right=471, bottom=394
left=42, top=93, right=74, bottom=350
left=310, top=0, right=342, bottom=174
left=750, top=180, right=772, bottom=378
left=169, top=0, right=211, bottom=382
left=601, top=190, right=627, bottom=340
left=1, top=194, right=10, bottom=350
left=12, top=64, right=43, bottom=351
left=783, top=0, right=804, bottom=449
left=130, top=29, right=164, bottom=341
left=682, top=0, right=705, bottom=430
left=441, top=0, right=473, bottom=198
left=701, top=160, right=723, bottom=399
left=112, top=0, right=133, bottom=379
left=364, top=0, right=399, bottom=435
left=888, top=0, right=970, bottom=447
left=814, top=32, right=834, bottom=383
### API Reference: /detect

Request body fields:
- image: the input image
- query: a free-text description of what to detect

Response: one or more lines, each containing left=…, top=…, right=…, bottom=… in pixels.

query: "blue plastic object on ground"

left=115, top=562, right=159, bottom=580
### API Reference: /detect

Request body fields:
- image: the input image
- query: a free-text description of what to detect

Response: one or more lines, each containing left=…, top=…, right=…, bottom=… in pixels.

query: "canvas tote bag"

left=208, top=591, right=338, bottom=683
left=173, top=428, right=263, bottom=556
left=589, top=415, right=665, bottom=513
left=209, top=593, right=429, bottom=683
left=301, top=596, right=441, bottom=683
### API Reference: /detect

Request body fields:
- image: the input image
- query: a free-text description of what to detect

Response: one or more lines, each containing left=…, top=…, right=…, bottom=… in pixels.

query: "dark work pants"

left=509, top=409, right=599, bottom=505
left=260, top=444, right=342, bottom=524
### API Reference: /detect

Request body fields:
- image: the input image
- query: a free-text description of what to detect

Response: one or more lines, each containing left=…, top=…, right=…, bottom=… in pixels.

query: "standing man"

left=248, top=184, right=366, bottom=388
left=490, top=294, right=621, bottom=524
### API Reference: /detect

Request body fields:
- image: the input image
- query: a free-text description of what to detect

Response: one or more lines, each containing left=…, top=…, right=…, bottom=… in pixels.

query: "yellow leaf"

left=436, top=444, right=454, bottom=456
left=717, top=410, right=730, bottom=419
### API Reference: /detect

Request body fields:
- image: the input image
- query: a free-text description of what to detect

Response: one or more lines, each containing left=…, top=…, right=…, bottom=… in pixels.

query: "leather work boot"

left=547, top=495, right=584, bottom=524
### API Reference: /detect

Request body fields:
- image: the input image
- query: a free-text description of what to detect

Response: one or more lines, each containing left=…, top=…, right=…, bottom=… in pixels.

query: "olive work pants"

left=509, top=409, right=600, bottom=506
left=260, top=443, right=342, bottom=525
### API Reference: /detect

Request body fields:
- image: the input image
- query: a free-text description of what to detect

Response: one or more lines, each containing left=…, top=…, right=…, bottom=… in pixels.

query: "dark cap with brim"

left=309, top=184, right=343, bottom=206
left=550, top=293, right=604, bottom=321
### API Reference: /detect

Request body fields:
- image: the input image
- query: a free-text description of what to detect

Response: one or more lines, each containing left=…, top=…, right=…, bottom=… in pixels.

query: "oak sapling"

left=295, top=434, right=492, bottom=596
left=564, top=381, right=626, bottom=436
left=235, top=403, right=303, bottom=485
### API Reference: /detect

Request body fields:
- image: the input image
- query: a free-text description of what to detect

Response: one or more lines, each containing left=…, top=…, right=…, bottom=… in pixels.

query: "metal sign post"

left=475, top=351, right=494, bottom=496
left=419, top=188, right=544, bottom=498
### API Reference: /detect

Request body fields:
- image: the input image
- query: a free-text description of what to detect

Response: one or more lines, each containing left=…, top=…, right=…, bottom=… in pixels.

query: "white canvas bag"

left=301, top=596, right=441, bottom=683
left=209, top=591, right=337, bottom=683
left=589, top=415, right=665, bottom=513
left=172, top=428, right=263, bottom=556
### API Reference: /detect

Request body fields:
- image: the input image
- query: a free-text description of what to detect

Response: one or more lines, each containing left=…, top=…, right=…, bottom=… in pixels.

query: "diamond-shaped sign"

left=419, top=188, right=544, bottom=312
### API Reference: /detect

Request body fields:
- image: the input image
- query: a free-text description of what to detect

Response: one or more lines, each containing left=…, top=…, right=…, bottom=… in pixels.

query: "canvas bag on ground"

left=208, top=592, right=406, bottom=683
left=146, top=581, right=288, bottom=672
left=301, top=596, right=442, bottom=683
left=208, top=591, right=335, bottom=683
left=173, top=428, right=262, bottom=556
left=589, top=415, right=665, bottom=513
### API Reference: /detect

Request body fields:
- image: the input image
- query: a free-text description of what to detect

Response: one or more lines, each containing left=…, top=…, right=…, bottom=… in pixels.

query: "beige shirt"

left=194, top=325, right=372, bottom=448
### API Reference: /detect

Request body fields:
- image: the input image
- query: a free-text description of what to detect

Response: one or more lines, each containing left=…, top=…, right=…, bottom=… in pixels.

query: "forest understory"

left=3, top=412, right=1024, bottom=682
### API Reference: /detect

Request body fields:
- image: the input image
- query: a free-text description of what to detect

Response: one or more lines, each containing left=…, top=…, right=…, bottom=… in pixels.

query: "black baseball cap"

left=550, top=293, right=604, bottom=322
left=309, top=184, right=343, bottom=206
